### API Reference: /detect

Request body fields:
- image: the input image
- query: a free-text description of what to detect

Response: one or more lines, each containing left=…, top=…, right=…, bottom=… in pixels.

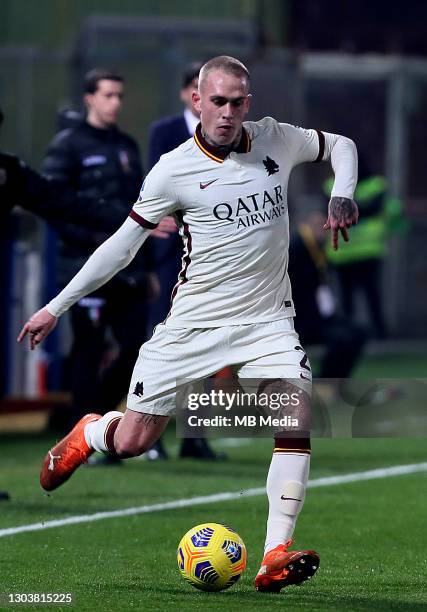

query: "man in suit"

left=146, top=62, right=202, bottom=333
left=146, top=62, right=225, bottom=461
left=147, top=62, right=202, bottom=171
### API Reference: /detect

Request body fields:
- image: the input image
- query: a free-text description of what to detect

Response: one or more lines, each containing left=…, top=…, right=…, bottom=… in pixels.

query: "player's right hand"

left=17, top=307, right=57, bottom=350
left=151, top=216, right=178, bottom=239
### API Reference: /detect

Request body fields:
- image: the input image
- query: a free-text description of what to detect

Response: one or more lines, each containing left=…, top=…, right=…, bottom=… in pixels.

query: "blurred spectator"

left=147, top=61, right=203, bottom=170
left=42, top=69, right=159, bottom=440
left=146, top=61, right=225, bottom=461
left=146, top=61, right=202, bottom=326
left=0, top=106, right=126, bottom=229
left=0, top=105, right=136, bottom=400
left=325, top=156, right=407, bottom=338
left=289, top=209, right=366, bottom=378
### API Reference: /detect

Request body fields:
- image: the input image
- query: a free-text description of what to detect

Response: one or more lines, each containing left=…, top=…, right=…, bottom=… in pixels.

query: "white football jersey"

left=131, top=117, right=344, bottom=328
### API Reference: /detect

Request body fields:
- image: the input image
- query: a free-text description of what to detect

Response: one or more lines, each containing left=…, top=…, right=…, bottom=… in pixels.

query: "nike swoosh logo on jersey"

left=200, top=178, right=219, bottom=189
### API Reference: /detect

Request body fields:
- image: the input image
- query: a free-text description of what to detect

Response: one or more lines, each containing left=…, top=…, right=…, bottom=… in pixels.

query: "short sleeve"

left=129, top=162, right=178, bottom=229
left=277, top=123, right=324, bottom=166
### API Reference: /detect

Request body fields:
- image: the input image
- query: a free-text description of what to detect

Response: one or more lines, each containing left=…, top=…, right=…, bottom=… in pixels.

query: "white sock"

left=264, top=452, right=310, bottom=554
left=84, top=411, right=123, bottom=453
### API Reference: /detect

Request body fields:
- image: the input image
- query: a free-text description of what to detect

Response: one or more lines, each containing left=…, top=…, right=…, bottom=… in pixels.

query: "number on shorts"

left=295, top=345, right=311, bottom=372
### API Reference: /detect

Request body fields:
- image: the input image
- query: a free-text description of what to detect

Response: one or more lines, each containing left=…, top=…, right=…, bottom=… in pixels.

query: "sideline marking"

left=1, top=462, right=426, bottom=539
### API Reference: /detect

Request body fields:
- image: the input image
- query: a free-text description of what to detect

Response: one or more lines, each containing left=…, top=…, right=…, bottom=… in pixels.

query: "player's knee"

left=277, top=480, right=306, bottom=516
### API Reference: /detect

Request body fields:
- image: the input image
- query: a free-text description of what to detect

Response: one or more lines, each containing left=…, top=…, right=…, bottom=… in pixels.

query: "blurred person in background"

left=0, top=103, right=140, bottom=495
left=148, top=61, right=203, bottom=171
left=0, top=107, right=128, bottom=229
left=147, top=61, right=202, bottom=331
left=41, top=69, right=160, bottom=454
left=289, top=208, right=366, bottom=378
left=324, top=155, right=407, bottom=339
left=146, top=61, right=225, bottom=461
left=0, top=104, right=141, bottom=403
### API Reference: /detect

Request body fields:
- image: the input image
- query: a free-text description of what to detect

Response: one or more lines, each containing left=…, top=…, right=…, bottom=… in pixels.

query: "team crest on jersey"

left=263, top=156, right=279, bottom=176
left=133, top=381, right=144, bottom=397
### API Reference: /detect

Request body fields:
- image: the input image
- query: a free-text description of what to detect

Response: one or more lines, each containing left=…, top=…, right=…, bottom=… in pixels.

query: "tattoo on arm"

left=325, top=196, right=359, bottom=250
left=329, top=197, right=358, bottom=226
left=135, top=413, right=160, bottom=428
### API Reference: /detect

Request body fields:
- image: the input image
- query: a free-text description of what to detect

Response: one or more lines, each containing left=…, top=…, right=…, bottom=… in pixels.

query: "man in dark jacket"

left=42, top=69, right=159, bottom=430
left=0, top=105, right=135, bottom=404
left=0, top=151, right=127, bottom=228
left=0, top=106, right=127, bottom=228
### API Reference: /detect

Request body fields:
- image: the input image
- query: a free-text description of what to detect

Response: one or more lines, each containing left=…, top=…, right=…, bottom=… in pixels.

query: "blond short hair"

left=199, top=56, right=250, bottom=91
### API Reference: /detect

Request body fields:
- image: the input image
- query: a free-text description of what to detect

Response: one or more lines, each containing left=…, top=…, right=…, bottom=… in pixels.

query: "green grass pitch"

left=1, top=433, right=426, bottom=611
left=1, top=352, right=426, bottom=610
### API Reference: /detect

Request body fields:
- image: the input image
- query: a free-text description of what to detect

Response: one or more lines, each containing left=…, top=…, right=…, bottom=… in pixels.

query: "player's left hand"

left=324, top=196, right=359, bottom=250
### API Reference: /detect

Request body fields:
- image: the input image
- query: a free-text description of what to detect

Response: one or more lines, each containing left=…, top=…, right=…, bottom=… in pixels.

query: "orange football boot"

left=255, top=539, right=319, bottom=593
left=40, top=413, right=101, bottom=491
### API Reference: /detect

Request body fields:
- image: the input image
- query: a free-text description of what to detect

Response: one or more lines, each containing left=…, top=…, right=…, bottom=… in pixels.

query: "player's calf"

left=84, top=409, right=169, bottom=457
left=112, top=410, right=170, bottom=457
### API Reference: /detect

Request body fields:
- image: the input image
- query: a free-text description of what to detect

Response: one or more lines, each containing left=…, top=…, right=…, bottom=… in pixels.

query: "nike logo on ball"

left=200, top=179, right=219, bottom=189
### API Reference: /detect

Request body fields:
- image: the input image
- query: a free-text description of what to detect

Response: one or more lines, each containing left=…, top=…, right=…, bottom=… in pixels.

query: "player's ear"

left=83, top=93, right=92, bottom=110
left=244, top=93, right=252, bottom=115
left=192, top=90, right=201, bottom=114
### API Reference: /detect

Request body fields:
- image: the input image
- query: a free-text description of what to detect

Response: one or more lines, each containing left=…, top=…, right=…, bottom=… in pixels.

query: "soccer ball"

left=177, top=522, right=247, bottom=592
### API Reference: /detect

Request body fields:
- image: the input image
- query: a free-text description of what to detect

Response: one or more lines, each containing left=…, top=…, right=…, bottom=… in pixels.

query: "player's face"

left=85, top=79, right=124, bottom=128
left=193, top=69, right=251, bottom=146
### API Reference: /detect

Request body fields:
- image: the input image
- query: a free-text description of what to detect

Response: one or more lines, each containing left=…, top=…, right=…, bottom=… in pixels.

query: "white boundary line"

left=1, top=462, right=426, bottom=539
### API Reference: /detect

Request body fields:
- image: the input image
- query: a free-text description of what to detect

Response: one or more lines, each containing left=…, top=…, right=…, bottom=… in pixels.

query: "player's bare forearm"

left=323, top=196, right=359, bottom=250
left=17, top=307, right=57, bottom=350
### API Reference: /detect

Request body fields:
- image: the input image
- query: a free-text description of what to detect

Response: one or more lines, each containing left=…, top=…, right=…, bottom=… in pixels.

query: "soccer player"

left=18, top=56, right=358, bottom=593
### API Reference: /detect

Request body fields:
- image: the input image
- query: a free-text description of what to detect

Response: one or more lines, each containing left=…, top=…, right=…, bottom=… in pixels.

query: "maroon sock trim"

left=104, top=416, right=122, bottom=455
left=274, top=435, right=311, bottom=452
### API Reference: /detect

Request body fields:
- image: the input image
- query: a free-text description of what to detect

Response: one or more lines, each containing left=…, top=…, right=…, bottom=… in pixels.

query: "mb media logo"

left=263, top=156, right=279, bottom=176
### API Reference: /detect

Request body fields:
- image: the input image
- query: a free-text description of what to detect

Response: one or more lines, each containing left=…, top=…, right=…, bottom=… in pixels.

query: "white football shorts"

left=127, top=317, right=311, bottom=415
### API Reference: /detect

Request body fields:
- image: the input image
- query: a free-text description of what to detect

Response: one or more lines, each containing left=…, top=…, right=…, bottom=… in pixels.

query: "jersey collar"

left=194, top=123, right=251, bottom=163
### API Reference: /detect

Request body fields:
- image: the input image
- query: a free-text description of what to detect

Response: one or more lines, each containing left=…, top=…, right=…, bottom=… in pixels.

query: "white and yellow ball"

left=177, top=522, right=247, bottom=592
